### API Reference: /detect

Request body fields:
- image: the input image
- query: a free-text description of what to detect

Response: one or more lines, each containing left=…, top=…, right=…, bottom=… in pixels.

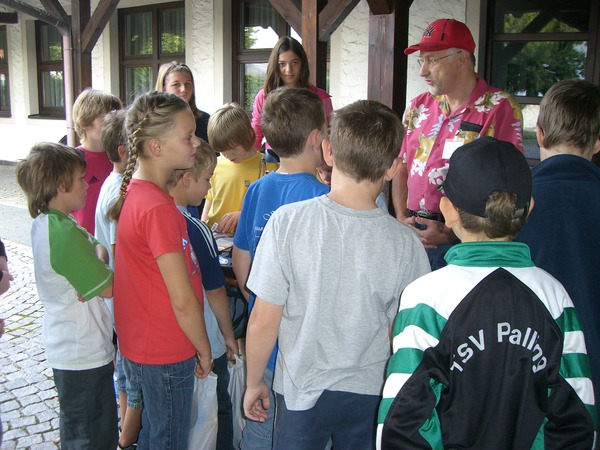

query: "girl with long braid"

left=109, top=91, right=212, bottom=449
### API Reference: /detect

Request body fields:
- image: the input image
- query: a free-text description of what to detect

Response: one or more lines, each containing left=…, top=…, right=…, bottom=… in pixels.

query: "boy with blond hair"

left=16, top=142, right=117, bottom=449
left=517, top=79, right=600, bottom=425
left=201, top=103, right=277, bottom=233
left=72, top=88, right=122, bottom=235
left=378, top=137, right=595, bottom=449
left=167, top=141, right=239, bottom=449
left=243, top=100, right=430, bottom=449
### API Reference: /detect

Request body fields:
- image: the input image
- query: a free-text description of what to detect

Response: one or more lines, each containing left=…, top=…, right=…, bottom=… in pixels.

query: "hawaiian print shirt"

left=400, top=76, right=523, bottom=214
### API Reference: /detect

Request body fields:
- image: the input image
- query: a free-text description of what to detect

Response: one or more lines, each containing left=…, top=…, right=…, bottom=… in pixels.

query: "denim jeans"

left=273, top=390, right=380, bottom=450
left=124, top=356, right=195, bottom=450
left=240, top=368, right=275, bottom=450
left=214, top=353, right=234, bottom=450
left=425, top=239, right=459, bottom=271
left=118, top=350, right=143, bottom=409
left=53, top=362, right=118, bottom=450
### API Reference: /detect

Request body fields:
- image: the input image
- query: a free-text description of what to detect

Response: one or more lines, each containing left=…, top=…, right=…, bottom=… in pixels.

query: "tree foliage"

left=501, top=13, right=586, bottom=97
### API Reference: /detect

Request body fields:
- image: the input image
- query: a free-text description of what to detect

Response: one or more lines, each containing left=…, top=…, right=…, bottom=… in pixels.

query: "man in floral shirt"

left=391, top=18, right=523, bottom=270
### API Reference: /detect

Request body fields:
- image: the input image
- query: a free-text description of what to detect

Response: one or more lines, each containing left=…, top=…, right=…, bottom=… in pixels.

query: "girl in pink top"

left=251, top=36, right=333, bottom=152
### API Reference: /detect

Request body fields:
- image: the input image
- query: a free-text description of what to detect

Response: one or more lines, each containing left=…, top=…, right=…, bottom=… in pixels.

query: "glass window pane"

left=490, top=41, right=587, bottom=97
left=124, top=67, right=152, bottom=104
left=242, top=63, right=267, bottom=111
left=521, top=104, right=540, bottom=160
left=243, top=0, right=280, bottom=49
left=40, top=25, right=63, bottom=62
left=0, top=72, right=9, bottom=109
left=0, top=29, right=7, bottom=64
left=41, top=71, right=64, bottom=108
left=124, top=12, right=152, bottom=56
left=161, top=8, right=185, bottom=54
left=494, top=0, right=590, bottom=33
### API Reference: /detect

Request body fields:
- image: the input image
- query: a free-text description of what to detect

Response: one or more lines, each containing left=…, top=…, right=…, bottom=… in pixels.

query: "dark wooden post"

left=367, top=0, right=412, bottom=113
left=71, top=1, right=92, bottom=96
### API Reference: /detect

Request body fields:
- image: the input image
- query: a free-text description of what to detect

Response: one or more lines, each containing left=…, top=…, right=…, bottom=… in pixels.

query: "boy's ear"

left=181, top=171, right=193, bottom=187
left=117, top=144, right=128, bottom=161
left=384, top=157, right=401, bottom=181
left=439, top=196, right=460, bottom=228
left=593, top=137, right=600, bottom=155
left=527, top=196, right=535, bottom=216
left=322, top=138, right=333, bottom=166
left=535, top=125, right=546, bottom=149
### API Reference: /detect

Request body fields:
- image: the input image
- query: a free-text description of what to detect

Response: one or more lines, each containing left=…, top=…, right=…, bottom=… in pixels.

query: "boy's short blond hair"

left=101, top=109, right=128, bottom=163
left=330, top=100, right=403, bottom=182
left=73, top=88, right=123, bottom=141
left=537, top=79, right=600, bottom=156
left=261, top=87, right=325, bottom=158
left=207, top=103, right=255, bottom=153
left=16, top=143, right=86, bottom=218
left=166, top=139, right=217, bottom=190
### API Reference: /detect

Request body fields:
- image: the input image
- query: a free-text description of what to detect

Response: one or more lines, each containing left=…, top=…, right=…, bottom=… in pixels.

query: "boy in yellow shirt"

left=201, top=103, right=277, bottom=233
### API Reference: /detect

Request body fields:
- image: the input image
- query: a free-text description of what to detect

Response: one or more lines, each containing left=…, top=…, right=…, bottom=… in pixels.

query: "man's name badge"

left=442, top=138, right=464, bottom=159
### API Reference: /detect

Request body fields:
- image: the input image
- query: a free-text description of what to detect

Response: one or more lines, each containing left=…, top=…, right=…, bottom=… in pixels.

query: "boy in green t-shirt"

left=17, top=142, right=117, bottom=449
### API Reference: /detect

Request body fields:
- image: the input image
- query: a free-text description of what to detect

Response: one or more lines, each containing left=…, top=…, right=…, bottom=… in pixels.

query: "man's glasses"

left=417, top=51, right=462, bottom=68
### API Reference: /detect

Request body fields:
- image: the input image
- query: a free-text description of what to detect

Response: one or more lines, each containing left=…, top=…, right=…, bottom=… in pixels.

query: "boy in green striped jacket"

left=378, top=137, right=596, bottom=449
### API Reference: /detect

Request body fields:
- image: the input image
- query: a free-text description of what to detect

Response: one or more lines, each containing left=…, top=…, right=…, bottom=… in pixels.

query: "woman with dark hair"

left=155, top=62, right=211, bottom=142
left=251, top=36, right=333, bottom=153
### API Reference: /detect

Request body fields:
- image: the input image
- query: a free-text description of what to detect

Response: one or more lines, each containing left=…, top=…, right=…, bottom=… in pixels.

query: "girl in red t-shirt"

left=109, top=91, right=212, bottom=449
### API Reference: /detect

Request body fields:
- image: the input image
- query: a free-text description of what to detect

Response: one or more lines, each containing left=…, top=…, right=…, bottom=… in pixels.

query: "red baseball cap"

left=404, top=18, right=476, bottom=55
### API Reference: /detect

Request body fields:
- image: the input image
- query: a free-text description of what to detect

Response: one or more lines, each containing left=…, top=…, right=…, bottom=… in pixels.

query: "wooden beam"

left=269, top=0, right=301, bottom=34
left=368, top=0, right=412, bottom=112
left=71, top=1, right=92, bottom=95
left=318, top=0, right=360, bottom=41
left=81, top=0, right=119, bottom=54
left=0, top=12, right=17, bottom=24
left=40, top=0, right=69, bottom=25
left=366, top=0, right=393, bottom=15
left=0, top=0, right=68, bottom=33
left=301, top=0, right=328, bottom=88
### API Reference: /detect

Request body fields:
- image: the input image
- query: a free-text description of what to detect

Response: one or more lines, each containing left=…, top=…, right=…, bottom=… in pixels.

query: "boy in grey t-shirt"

left=242, top=100, right=430, bottom=449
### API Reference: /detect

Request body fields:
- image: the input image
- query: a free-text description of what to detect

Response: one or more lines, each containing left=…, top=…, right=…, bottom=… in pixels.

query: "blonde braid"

left=108, top=110, right=150, bottom=221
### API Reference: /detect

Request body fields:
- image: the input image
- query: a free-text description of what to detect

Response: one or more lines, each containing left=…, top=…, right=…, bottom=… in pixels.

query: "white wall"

left=330, top=0, right=369, bottom=109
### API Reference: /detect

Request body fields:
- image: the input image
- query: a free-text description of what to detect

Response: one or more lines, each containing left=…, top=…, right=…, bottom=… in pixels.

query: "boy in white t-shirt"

left=17, top=142, right=117, bottom=449
left=243, top=100, right=430, bottom=449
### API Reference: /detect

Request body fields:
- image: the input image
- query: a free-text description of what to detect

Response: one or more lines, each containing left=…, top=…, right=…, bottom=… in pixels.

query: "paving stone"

left=7, top=414, right=37, bottom=429
left=1, top=398, right=20, bottom=412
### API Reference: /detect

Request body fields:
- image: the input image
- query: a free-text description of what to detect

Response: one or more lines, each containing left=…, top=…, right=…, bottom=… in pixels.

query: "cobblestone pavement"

left=0, top=164, right=61, bottom=449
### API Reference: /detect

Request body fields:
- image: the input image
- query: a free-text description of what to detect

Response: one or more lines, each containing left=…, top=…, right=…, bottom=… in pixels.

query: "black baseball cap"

left=443, top=137, right=531, bottom=218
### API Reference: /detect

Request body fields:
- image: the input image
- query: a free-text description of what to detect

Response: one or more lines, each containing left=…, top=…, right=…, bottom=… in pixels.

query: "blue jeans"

left=53, top=362, right=118, bottom=450
left=241, top=368, right=275, bottom=450
left=425, top=240, right=459, bottom=271
left=273, top=390, right=380, bottom=450
left=214, top=353, right=234, bottom=450
left=117, top=350, right=143, bottom=409
left=124, top=356, right=195, bottom=450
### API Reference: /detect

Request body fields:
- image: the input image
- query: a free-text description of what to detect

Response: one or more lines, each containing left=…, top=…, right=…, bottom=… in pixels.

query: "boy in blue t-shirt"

left=167, top=140, right=239, bottom=449
left=232, top=87, right=330, bottom=448
left=16, top=142, right=117, bottom=449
